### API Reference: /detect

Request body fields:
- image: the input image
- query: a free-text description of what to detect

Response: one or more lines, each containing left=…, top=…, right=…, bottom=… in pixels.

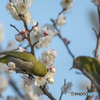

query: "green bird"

left=0, top=52, right=47, bottom=77
left=70, top=56, right=100, bottom=83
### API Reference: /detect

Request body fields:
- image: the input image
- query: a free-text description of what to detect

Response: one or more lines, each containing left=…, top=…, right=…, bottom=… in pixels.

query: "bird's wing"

left=1, top=52, right=37, bottom=63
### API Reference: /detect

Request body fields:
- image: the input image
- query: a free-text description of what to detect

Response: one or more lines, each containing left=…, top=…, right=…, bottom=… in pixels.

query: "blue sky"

left=0, top=0, right=98, bottom=100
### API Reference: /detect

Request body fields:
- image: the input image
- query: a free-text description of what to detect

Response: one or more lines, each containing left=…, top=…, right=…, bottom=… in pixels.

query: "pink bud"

left=57, top=31, right=60, bottom=36
left=10, top=1, right=14, bottom=6
left=63, top=38, right=67, bottom=42
left=8, top=69, right=13, bottom=74
left=43, top=32, right=48, bottom=36
left=50, top=67, right=56, bottom=73
left=22, top=30, right=26, bottom=34
left=67, top=41, right=70, bottom=44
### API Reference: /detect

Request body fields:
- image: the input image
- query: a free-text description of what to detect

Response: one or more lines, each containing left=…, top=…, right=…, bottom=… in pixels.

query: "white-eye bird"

left=0, top=52, right=47, bottom=77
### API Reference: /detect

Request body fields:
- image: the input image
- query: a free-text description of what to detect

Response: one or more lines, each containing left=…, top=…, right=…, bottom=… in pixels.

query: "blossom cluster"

left=0, top=0, right=75, bottom=99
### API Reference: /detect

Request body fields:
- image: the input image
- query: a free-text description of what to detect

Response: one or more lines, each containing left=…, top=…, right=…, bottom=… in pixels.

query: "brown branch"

left=51, top=19, right=74, bottom=59
left=40, top=86, right=56, bottom=100
left=94, top=8, right=100, bottom=58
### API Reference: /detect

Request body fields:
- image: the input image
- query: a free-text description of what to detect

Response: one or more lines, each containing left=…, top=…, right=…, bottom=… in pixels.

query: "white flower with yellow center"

left=42, top=27, right=55, bottom=37
left=30, top=30, right=43, bottom=44
left=43, top=23, right=55, bottom=33
left=60, top=0, right=74, bottom=10
left=16, top=2, right=29, bottom=14
left=8, top=62, right=16, bottom=69
left=34, top=76, right=46, bottom=86
left=38, top=49, right=58, bottom=67
left=24, top=12, right=32, bottom=25
left=56, top=14, right=66, bottom=26
left=36, top=36, right=53, bottom=48
left=6, top=3, right=21, bottom=20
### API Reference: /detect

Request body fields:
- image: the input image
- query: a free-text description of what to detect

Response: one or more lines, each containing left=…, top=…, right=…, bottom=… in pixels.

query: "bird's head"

left=70, top=58, right=83, bottom=71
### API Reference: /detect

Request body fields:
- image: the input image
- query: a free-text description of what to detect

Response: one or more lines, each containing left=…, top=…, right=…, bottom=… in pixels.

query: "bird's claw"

left=28, top=74, right=33, bottom=80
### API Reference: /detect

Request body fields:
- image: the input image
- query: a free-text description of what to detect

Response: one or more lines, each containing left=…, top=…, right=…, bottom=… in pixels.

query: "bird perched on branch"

left=0, top=52, right=47, bottom=77
left=70, top=56, right=100, bottom=84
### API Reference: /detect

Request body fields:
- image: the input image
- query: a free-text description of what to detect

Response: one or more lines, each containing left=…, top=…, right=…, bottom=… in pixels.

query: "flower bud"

left=63, top=38, right=67, bottom=42
left=15, top=34, right=24, bottom=42
left=10, top=1, right=14, bottom=6
left=33, top=26, right=38, bottom=31
left=43, top=32, right=48, bottom=36
left=47, top=77, right=54, bottom=84
left=26, top=29, right=30, bottom=34
left=8, top=69, right=13, bottom=74
left=8, top=62, right=16, bottom=69
left=50, top=67, right=56, bottom=73
left=22, top=29, right=26, bottom=35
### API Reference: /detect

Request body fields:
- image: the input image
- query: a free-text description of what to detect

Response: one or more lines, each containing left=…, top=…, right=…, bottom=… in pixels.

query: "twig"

left=30, top=22, right=38, bottom=33
left=40, top=86, right=56, bottom=100
left=59, top=79, right=66, bottom=100
left=92, top=28, right=98, bottom=37
left=51, top=19, right=74, bottom=59
left=94, top=8, right=100, bottom=57
left=57, top=8, right=66, bottom=19
left=10, top=24, right=21, bottom=33
left=10, top=24, right=27, bottom=39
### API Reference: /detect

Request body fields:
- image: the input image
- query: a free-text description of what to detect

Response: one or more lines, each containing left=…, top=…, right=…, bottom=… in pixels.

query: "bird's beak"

left=69, top=66, right=74, bottom=70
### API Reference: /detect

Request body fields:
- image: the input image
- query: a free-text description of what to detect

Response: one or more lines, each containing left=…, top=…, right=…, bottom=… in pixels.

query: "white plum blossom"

left=16, top=46, right=26, bottom=52
left=33, top=85, right=43, bottom=96
left=21, top=74, right=35, bottom=86
left=16, top=2, right=29, bottom=14
left=36, top=36, right=53, bottom=48
left=30, top=30, right=43, bottom=44
left=32, top=20, right=39, bottom=31
left=34, top=76, right=47, bottom=86
left=6, top=3, right=21, bottom=20
left=33, top=83, right=49, bottom=96
left=43, top=23, right=55, bottom=33
left=8, top=62, right=16, bottom=69
left=24, top=12, right=32, bottom=25
left=13, top=0, right=34, bottom=7
left=15, top=33, right=25, bottom=42
left=38, top=48, right=58, bottom=67
left=56, top=14, right=66, bottom=26
left=47, top=77, right=54, bottom=84
left=42, top=27, right=55, bottom=37
left=0, top=75, right=8, bottom=93
left=60, top=0, right=74, bottom=11
left=61, top=82, right=73, bottom=94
